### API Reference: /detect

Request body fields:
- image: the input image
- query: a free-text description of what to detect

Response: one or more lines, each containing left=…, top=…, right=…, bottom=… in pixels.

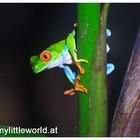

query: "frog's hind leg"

left=75, top=62, right=86, bottom=74
left=59, top=65, right=76, bottom=95
left=59, top=64, right=88, bottom=95
left=62, top=65, right=76, bottom=85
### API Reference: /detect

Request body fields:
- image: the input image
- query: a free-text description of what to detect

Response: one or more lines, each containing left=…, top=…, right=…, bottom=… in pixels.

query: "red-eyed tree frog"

left=30, top=25, right=114, bottom=96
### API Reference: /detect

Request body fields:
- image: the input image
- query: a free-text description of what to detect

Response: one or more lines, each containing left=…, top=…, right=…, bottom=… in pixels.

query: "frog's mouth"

left=30, top=56, right=43, bottom=73
left=31, top=61, right=50, bottom=74
left=31, top=65, right=45, bottom=73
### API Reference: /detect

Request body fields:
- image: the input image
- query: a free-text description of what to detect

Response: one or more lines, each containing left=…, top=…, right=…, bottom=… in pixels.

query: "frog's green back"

left=44, top=40, right=66, bottom=55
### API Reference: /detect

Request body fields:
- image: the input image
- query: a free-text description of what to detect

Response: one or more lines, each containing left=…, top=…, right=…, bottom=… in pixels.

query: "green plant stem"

left=77, top=3, right=110, bottom=136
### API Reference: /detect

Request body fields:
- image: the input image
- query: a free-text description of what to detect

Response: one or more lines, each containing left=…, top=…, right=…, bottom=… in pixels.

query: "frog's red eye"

left=40, top=51, right=51, bottom=62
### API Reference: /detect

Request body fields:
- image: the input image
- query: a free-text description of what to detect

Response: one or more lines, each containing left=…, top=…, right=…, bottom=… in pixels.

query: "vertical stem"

left=90, top=3, right=110, bottom=136
left=77, top=3, right=110, bottom=136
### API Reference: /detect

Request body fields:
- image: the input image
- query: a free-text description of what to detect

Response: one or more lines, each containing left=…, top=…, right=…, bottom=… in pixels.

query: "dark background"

left=0, top=3, right=139, bottom=136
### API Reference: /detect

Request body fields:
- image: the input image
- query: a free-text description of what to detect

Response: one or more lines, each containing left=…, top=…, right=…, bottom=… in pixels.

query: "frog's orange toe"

left=75, top=62, right=85, bottom=74
left=75, top=75, right=88, bottom=94
left=69, top=92, right=75, bottom=96
left=64, top=88, right=75, bottom=95
left=80, top=68, right=85, bottom=74
left=83, top=88, right=88, bottom=94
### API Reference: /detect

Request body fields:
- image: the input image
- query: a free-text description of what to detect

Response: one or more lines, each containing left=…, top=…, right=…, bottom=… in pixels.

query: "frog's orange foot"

left=64, top=88, right=76, bottom=96
left=64, top=75, right=88, bottom=95
left=75, top=75, right=88, bottom=94
left=75, top=62, right=85, bottom=74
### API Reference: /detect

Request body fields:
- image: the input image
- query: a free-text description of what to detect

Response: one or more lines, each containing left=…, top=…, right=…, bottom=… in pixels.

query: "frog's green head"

left=30, top=51, right=52, bottom=73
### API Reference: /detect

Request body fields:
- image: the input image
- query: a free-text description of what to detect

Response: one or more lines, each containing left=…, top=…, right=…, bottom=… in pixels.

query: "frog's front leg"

left=75, top=61, right=87, bottom=74
left=66, top=32, right=88, bottom=74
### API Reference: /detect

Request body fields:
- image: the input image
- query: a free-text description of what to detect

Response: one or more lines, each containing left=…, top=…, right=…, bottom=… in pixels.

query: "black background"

left=0, top=3, right=139, bottom=136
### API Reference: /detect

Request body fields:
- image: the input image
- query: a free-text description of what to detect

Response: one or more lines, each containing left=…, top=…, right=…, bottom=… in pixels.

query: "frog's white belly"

left=63, top=51, right=73, bottom=64
left=47, top=45, right=73, bottom=69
